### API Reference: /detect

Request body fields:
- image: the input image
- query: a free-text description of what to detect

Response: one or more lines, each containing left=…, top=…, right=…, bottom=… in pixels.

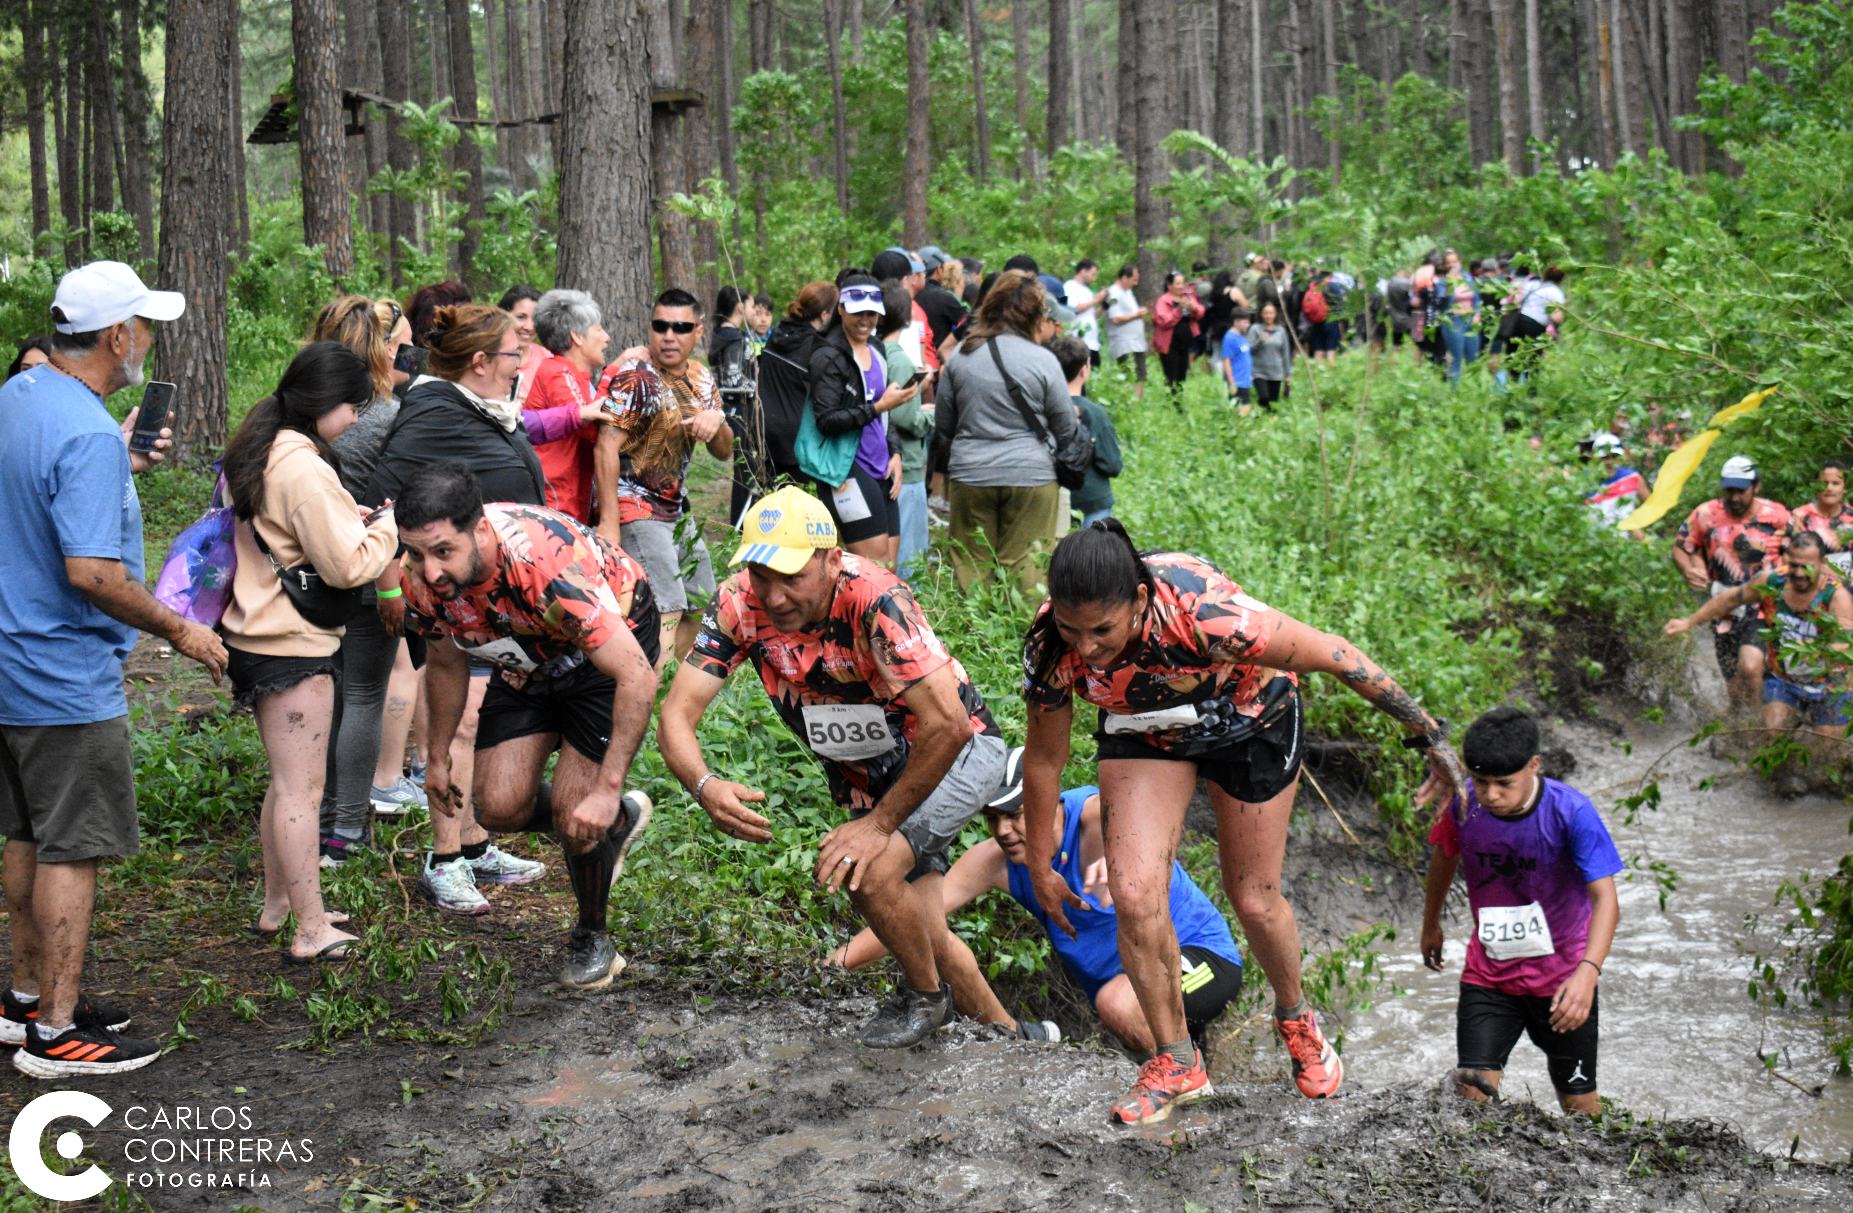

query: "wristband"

left=693, top=772, right=717, bottom=807
left=375, top=587, right=403, bottom=600
left=1578, top=958, right=1602, bottom=977
left=1401, top=718, right=1447, bottom=751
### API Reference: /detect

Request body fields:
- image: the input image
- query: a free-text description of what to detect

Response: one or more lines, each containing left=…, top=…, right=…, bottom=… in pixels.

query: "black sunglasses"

left=652, top=319, right=698, bottom=335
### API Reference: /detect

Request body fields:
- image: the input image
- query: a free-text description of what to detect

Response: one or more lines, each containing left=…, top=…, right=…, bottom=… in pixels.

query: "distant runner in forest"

left=1019, top=520, right=1467, bottom=1123
left=394, top=464, right=659, bottom=991
left=659, top=487, right=1012, bottom=1049
left=1420, top=707, right=1621, bottom=1116
left=1671, top=454, right=1792, bottom=707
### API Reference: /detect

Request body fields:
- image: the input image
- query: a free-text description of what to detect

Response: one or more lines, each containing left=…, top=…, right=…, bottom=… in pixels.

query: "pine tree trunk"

left=1470, top=0, right=1497, bottom=165
left=1596, top=0, right=1618, bottom=164
left=1214, top=0, right=1242, bottom=157
left=1116, top=0, right=1137, bottom=157
left=86, top=5, right=118, bottom=217
left=848, top=0, right=863, bottom=61
left=1133, top=0, right=1164, bottom=291
left=749, top=0, right=771, bottom=72
left=1250, top=0, right=1264, bottom=158
left=360, top=1, right=390, bottom=240
left=527, top=0, right=549, bottom=171
left=229, top=1, right=248, bottom=247
left=117, top=0, right=155, bottom=259
left=296, top=0, right=354, bottom=282
left=822, top=0, right=850, bottom=214
left=1492, top=0, right=1524, bottom=174
left=1012, top=0, right=1030, bottom=162
left=1623, top=0, right=1671, bottom=156
left=1285, top=0, right=1305, bottom=173
left=1321, top=0, right=1339, bottom=180
left=556, top=0, right=652, bottom=337
left=445, top=0, right=486, bottom=281
left=717, top=0, right=739, bottom=249
left=1664, top=0, right=1697, bottom=169
left=963, top=0, right=991, bottom=181
left=683, top=0, right=719, bottom=312
left=23, top=0, right=51, bottom=245
left=903, top=0, right=930, bottom=247
left=649, top=0, right=694, bottom=294
left=341, top=0, right=374, bottom=249
left=1048, top=0, right=1071, bottom=153
left=1524, top=0, right=1545, bottom=167
left=485, top=0, right=510, bottom=180
left=504, top=0, right=531, bottom=189
left=1610, top=0, right=1634, bottom=156
left=158, top=0, right=234, bottom=465
left=378, top=0, right=417, bottom=281
left=53, top=20, right=81, bottom=263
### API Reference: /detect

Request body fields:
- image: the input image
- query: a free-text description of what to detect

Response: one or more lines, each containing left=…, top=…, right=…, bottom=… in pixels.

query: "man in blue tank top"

left=830, top=751, right=1244, bottom=1058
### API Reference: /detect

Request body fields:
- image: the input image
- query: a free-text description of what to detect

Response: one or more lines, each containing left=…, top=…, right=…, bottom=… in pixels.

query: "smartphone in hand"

left=128, top=381, right=177, bottom=453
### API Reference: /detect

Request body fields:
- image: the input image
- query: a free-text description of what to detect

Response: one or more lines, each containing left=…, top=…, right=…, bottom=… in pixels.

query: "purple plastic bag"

left=154, top=478, right=238, bottom=627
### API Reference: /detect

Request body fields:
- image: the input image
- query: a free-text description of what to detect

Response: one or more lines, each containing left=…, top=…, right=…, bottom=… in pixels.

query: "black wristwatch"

left=1401, top=719, right=1448, bottom=751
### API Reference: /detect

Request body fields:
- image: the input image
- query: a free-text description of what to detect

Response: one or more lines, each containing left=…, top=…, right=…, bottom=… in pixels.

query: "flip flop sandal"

left=248, top=910, right=351, bottom=938
left=285, top=939, right=358, bottom=966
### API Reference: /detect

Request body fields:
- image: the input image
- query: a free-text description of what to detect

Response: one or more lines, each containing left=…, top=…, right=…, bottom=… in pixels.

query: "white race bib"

left=832, top=479, right=873, bottom=523
left=801, top=703, right=897, bottom=761
left=1476, top=902, right=1555, bottom=961
left=460, top=636, right=538, bottom=673
left=1102, top=704, right=1201, bottom=735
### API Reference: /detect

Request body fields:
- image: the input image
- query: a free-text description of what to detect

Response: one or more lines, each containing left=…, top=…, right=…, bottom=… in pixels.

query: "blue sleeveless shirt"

left=1004, top=786, right=1242, bottom=1001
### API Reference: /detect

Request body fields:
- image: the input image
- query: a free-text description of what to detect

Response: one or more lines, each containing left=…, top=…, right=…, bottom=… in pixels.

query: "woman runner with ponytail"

left=1020, top=520, right=1468, bottom=1123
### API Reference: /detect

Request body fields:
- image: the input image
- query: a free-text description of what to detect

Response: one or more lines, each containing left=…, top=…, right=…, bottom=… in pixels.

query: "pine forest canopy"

left=0, top=0, right=1835, bottom=463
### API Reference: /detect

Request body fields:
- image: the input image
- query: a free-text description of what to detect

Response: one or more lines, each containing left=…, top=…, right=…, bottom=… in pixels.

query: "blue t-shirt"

left=1005, top=786, right=1241, bottom=1001
left=1220, top=329, right=1253, bottom=388
left=0, top=366, right=145, bottom=725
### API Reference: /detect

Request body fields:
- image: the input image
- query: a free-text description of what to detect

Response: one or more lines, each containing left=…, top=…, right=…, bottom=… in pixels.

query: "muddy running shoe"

left=1109, top=1049, right=1213, bottom=1125
left=13, top=1022, right=161, bottom=1078
left=1, top=991, right=131, bottom=1048
left=370, top=776, right=427, bottom=816
left=469, top=843, right=547, bottom=886
left=1277, top=1006, right=1344, bottom=1099
left=417, top=855, right=491, bottom=916
left=857, top=982, right=952, bottom=1048
left=559, top=927, right=625, bottom=990
left=609, top=791, right=653, bottom=885
left=1015, top=1019, right=1062, bottom=1043
left=407, top=759, right=428, bottom=790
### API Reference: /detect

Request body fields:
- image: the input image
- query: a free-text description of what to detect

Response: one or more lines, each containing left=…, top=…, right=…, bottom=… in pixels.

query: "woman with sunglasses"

left=805, top=272, right=921, bottom=567
left=364, top=304, right=551, bottom=918
left=305, top=296, right=428, bottom=864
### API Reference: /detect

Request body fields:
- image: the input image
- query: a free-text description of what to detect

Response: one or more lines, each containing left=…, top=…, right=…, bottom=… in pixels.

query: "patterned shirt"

left=1792, top=500, right=1853, bottom=573
left=1023, top=552, right=1297, bottom=754
left=599, top=356, right=720, bottom=524
left=1676, top=497, right=1791, bottom=587
left=686, top=554, right=998, bottom=809
left=402, top=503, right=655, bottom=678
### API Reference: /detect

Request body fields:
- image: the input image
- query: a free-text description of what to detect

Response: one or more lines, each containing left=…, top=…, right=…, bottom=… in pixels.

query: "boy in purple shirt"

left=1419, top=706, right=1622, bottom=1115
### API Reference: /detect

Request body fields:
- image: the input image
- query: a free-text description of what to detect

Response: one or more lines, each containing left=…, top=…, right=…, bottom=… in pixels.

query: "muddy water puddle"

left=1342, top=717, right=1853, bottom=1161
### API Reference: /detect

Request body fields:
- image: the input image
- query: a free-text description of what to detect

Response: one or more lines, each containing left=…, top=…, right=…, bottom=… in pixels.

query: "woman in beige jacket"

left=221, top=342, right=399, bottom=962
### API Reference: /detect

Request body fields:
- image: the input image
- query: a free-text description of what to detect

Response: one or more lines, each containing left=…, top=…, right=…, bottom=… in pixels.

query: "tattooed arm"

left=1251, top=613, right=1468, bottom=807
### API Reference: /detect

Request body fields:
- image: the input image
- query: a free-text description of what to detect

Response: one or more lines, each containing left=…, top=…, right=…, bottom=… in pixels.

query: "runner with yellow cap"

left=658, top=486, right=1015, bottom=1047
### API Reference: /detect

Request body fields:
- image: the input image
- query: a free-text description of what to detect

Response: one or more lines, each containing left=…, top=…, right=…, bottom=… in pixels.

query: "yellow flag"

left=1616, top=387, right=1778, bottom=532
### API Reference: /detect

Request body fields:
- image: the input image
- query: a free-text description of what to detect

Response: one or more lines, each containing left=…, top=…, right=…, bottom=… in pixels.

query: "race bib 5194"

left=1476, top=901, right=1555, bottom=961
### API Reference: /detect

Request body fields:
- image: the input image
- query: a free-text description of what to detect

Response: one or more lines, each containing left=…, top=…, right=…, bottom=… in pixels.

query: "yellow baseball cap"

left=732, top=487, right=838, bottom=574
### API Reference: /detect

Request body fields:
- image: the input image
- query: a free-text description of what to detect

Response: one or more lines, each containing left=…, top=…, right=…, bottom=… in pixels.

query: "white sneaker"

left=371, top=776, right=427, bottom=816
left=416, top=856, right=490, bottom=916
left=469, top=843, right=547, bottom=886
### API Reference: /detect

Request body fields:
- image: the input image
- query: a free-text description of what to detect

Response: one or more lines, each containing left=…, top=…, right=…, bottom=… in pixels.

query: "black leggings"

left=1159, top=341, right=1193, bottom=392
left=1254, top=378, right=1285, bottom=410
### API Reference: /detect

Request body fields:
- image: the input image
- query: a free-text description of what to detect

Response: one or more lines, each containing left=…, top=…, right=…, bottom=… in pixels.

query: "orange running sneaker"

left=1108, top=1049, right=1213, bottom=1125
left=1276, top=1007, right=1344, bottom=1098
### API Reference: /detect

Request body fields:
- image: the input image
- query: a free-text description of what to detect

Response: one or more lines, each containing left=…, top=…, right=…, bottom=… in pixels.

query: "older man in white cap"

left=0, top=261, right=227, bottom=1077
left=1672, top=453, right=1793, bottom=705
left=658, top=486, right=1010, bottom=1048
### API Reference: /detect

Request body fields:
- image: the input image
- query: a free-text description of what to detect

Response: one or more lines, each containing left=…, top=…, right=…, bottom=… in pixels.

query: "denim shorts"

left=1763, top=676, right=1852, bottom=727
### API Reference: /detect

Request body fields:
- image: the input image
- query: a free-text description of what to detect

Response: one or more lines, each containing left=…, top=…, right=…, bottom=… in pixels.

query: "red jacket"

left=1152, top=293, right=1204, bottom=355
left=520, top=354, right=598, bottom=523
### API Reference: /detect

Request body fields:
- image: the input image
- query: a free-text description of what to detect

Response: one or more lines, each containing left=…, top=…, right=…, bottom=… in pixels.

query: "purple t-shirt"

left=853, top=349, right=889, bottom=480
left=1429, top=778, right=1623, bottom=998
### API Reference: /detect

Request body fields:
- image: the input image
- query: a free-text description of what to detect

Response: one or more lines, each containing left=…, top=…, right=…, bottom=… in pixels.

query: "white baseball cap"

left=1720, top=454, right=1758, bottom=487
left=51, top=261, right=185, bottom=334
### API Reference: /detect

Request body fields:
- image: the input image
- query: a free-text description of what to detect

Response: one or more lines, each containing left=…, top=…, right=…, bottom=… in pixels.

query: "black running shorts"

left=1457, top=982, right=1599, bottom=1095
left=1095, top=686, right=1304, bottom=805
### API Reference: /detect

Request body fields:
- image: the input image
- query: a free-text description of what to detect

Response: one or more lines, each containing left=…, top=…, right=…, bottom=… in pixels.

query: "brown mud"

left=6, top=718, right=1850, bottom=1212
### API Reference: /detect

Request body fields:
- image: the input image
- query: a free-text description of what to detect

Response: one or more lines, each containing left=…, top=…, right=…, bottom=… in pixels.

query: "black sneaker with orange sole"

left=0, top=990, right=131, bottom=1047
left=13, top=1022, right=161, bottom=1078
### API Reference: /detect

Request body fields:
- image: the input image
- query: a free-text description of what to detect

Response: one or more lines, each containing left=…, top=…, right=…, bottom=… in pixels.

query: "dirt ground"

left=6, top=725, right=1850, bottom=1213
